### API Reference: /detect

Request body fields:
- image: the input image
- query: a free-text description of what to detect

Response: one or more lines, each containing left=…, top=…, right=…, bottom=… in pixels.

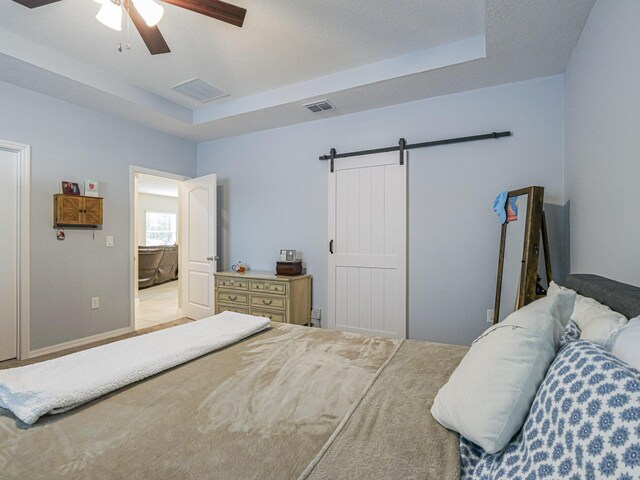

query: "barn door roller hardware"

left=320, top=131, right=512, bottom=172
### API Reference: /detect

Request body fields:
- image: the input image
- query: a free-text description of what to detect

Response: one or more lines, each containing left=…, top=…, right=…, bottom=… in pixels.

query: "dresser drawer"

left=250, top=295, right=286, bottom=311
left=216, top=305, right=249, bottom=315
left=216, top=277, right=249, bottom=290
left=251, top=309, right=286, bottom=323
left=217, top=290, right=249, bottom=305
left=250, top=280, right=287, bottom=295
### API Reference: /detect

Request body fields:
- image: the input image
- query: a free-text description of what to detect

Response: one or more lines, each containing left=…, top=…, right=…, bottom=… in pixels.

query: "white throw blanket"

left=0, top=311, right=270, bottom=425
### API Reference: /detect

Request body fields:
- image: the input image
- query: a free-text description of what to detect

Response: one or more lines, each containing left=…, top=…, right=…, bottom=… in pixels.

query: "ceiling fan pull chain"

left=118, top=0, right=132, bottom=53
left=126, top=0, right=131, bottom=50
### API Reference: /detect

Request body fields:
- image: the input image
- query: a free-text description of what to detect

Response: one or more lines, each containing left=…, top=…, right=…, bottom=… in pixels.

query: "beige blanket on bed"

left=304, top=340, right=468, bottom=480
left=0, top=323, right=465, bottom=480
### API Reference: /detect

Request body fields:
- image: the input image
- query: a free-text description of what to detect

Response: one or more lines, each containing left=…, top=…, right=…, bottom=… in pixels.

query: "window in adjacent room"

left=145, top=211, right=177, bottom=246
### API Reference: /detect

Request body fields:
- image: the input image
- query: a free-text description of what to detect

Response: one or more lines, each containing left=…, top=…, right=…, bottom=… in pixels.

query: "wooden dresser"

left=214, top=271, right=311, bottom=326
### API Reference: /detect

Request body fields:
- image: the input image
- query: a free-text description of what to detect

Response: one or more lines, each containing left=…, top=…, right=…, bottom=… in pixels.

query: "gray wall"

left=198, top=75, right=566, bottom=345
left=564, top=0, right=640, bottom=287
left=0, top=80, right=197, bottom=351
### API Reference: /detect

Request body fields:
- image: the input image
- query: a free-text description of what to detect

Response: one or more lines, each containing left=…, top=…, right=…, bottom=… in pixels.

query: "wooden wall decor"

left=53, top=194, right=103, bottom=228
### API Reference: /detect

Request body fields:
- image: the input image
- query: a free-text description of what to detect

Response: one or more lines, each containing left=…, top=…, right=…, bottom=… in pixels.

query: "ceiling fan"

left=12, top=0, right=247, bottom=55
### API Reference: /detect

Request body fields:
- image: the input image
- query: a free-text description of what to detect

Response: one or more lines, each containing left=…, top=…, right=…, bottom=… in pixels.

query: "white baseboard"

left=27, top=326, right=134, bottom=359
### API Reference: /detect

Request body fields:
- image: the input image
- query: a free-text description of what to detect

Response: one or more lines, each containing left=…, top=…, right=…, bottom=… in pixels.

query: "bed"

left=0, top=274, right=638, bottom=480
left=0, top=321, right=467, bottom=480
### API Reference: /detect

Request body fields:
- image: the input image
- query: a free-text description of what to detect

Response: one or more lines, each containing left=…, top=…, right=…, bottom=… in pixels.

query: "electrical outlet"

left=311, top=308, right=321, bottom=321
left=106, top=236, right=114, bottom=247
left=91, top=297, right=100, bottom=309
left=486, top=309, right=494, bottom=323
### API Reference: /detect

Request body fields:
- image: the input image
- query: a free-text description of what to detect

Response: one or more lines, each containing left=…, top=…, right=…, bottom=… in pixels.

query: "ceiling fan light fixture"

left=96, top=0, right=123, bottom=31
left=132, top=0, right=164, bottom=27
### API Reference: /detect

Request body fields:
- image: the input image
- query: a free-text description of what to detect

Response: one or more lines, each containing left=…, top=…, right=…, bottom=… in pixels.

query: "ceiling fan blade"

left=161, top=0, right=246, bottom=27
left=125, top=0, right=171, bottom=55
left=12, top=0, right=62, bottom=8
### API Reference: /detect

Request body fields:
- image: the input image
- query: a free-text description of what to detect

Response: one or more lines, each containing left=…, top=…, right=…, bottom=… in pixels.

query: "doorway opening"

left=130, top=167, right=218, bottom=331
left=133, top=170, right=184, bottom=330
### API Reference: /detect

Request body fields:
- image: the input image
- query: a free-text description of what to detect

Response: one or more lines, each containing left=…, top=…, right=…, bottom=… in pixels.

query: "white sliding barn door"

left=328, top=152, right=407, bottom=338
left=181, top=174, right=217, bottom=320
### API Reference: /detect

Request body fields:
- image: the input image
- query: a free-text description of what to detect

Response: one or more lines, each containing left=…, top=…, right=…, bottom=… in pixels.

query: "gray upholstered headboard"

left=564, top=274, right=640, bottom=319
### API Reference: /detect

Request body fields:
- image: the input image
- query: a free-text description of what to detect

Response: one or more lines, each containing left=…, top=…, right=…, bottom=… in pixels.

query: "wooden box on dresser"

left=214, top=271, right=312, bottom=326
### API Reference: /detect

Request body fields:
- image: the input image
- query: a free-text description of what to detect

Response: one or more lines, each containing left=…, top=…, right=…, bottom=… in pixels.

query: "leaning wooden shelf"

left=53, top=194, right=103, bottom=228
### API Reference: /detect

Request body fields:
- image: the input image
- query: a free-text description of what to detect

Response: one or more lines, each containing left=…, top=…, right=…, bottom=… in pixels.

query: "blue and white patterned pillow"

left=461, top=340, right=640, bottom=479
left=559, top=320, right=582, bottom=348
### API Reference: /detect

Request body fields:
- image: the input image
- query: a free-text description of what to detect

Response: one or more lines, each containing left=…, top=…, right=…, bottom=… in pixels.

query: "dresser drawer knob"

left=262, top=299, right=273, bottom=305
left=229, top=295, right=237, bottom=301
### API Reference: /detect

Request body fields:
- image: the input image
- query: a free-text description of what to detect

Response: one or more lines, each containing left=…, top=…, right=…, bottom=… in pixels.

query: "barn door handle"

left=329, top=240, right=334, bottom=254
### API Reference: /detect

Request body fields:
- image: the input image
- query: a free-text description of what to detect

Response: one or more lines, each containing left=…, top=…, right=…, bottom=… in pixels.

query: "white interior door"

left=0, top=149, right=18, bottom=361
left=181, top=174, right=217, bottom=319
left=328, top=151, right=407, bottom=338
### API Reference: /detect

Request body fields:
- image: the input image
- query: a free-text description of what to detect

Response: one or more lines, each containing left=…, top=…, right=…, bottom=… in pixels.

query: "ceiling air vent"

left=303, top=99, right=334, bottom=113
left=170, top=78, right=226, bottom=103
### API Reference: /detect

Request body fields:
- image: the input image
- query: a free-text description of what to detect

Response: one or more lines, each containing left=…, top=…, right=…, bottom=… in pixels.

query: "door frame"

left=129, top=166, right=189, bottom=331
left=0, top=139, right=31, bottom=360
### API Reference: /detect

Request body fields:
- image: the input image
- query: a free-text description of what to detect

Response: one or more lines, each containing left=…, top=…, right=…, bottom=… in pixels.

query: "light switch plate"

left=487, top=309, right=494, bottom=323
left=106, top=236, right=114, bottom=247
left=91, top=297, right=100, bottom=309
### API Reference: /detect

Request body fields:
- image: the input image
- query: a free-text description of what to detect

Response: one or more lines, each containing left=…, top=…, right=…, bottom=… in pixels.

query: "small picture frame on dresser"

left=280, top=249, right=297, bottom=262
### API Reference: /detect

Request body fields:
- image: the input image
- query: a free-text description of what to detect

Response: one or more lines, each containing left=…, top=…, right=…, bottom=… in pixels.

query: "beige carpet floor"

left=0, top=317, right=193, bottom=370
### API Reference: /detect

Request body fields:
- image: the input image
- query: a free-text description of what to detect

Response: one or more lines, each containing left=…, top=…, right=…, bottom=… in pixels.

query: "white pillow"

left=611, top=317, right=640, bottom=371
left=547, top=281, right=627, bottom=350
left=574, top=304, right=627, bottom=349
left=430, top=290, right=575, bottom=454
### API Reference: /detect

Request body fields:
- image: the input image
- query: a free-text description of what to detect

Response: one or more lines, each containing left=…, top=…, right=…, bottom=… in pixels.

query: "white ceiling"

left=0, top=0, right=595, bottom=142
left=138, top=173, right=179, bottom=197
